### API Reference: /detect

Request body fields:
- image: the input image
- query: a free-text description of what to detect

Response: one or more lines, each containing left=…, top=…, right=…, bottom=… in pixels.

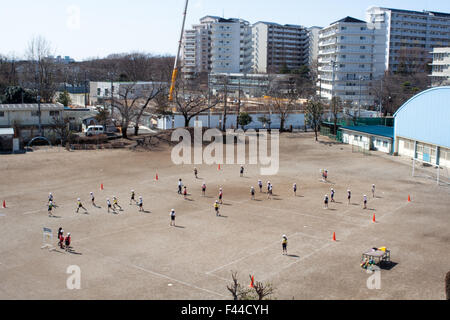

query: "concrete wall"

left=157, top=113, right=306, bottom=130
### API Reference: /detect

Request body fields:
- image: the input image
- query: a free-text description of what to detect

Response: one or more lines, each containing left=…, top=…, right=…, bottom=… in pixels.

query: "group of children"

left=57, top=228, right=72, bottom=251
left=46, top=165, right=379, bottom=256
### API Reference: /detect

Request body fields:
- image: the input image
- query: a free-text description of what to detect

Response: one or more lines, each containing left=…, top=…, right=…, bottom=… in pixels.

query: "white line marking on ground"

left=260, top=243, right=333, bottom=282
left=205, top=231, right=324, bottom=276
left=78, top=245, right=226, bottom=298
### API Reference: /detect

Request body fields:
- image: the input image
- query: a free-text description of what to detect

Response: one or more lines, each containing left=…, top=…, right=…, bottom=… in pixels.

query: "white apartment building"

left=211, top=18, right=253, bottom=74
left=366, top=7, right=450, bottom=73
left=318, top=17, right=386, bottom=106
left=182, top=16, right=253, bottom=76
left=308, top=26, right=323, bottom=66
left=252, top=22, right=309, bottom=74
left=182, top=16, right=221, bottom=77
left=430, top=47, right=450, bottom=87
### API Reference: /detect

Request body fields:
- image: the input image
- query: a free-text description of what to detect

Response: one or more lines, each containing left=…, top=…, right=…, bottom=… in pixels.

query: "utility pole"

left=37, top=95, right=42, bottom=137
left=237, top=77, right=241, bottom=129
left=84, top=71, right=88, bottom=107
left=330, top=60, right=336, bottom=102
left=379, top=78, right=383, bottom=117
left=207, top=73, right=211, bottom=128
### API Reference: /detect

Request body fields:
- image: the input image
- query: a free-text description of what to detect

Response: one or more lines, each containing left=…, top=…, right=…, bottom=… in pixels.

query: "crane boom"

left=169, top=0, right=189, bottom=102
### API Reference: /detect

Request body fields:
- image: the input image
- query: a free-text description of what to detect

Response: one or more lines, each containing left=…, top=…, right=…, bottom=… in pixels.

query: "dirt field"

left=0, top=132, right=449, bottom=300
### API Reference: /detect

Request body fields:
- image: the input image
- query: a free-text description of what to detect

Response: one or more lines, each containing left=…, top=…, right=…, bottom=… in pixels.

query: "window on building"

left=0, top=111, right=4, bottom=117
left=97, top=88, right=101, bottom=96
left=50, top=111, right=60, bottom=117
left=31, top=111, right=39, bottom=117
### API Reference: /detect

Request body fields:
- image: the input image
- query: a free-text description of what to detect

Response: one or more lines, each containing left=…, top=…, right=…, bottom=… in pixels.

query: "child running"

left=331, top=188, right=336, bottom=203
left=130, top=190, right=137, bottom=205
left=372, top=184, right=376, bottom=198
left=347, top=189, right=352, bottom=205
left=170, top=209, right=176, bottom=226
left=251, top=187, right=255, bottom=200
left=214, top=201, right=220, bottom=217
left=282, top=235, right=288, bottom=255
left=76, top=198, right=87, bottom=213
left=48, top=201, right=54, bottom=217
left=363, top=195, right=368, bottom=209
left=268, top=184, right=273, bottom=200
left=107, top=198, right=114, bottom=213
left=258, top=180, right=263, bottom=193
left=90, top=192, right=96, bottom=207
left=293, top=183, right=297, bottom=197
left=138, top=196, right=144, bottom=212
left=240, top=165, right=245, bottom=177
left=113, top=196, right=122, bottom=211
left=194, top=168, right=198, bottom=179
left=267, top=181, right=271, bottom=194
left=324, top=194, right=329, bottom=209
left=183, top=186, right=188, bottom=200
left=202, top=182, right=206, bottom=197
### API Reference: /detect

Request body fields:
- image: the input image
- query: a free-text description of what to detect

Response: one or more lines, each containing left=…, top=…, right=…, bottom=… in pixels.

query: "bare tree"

left=268, top=81, right=299, bottom=132
left=169, top=78, right=220, bottom=128
left=330, top=96, right=342, bottom=135
left=227, top=271, right=242, bottom=301
left=251, top=275, right=275, bottom=300
left=304, top=97, right=324, bottom=142
left=49, top=116, right=72, bottom=146
left=111, top=83, right=141, bottom=139
left=25, top=36, right=58, bottom=102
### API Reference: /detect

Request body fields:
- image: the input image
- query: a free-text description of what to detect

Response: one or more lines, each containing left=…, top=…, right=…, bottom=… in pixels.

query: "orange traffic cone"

left=408, top=195, right=411, bottom=202
left=218, top=164, right=221, bottom=171
left=372, top=214, right=376, bottom=223
left=332, top=232, right=337, bottom=241
left=249, top=275, right=254, bottom=288
left=101, top=184, right=104, bottom=191
left=155, top=173, right=159, bottom=181
left=2, top=200, right=5, bottom=208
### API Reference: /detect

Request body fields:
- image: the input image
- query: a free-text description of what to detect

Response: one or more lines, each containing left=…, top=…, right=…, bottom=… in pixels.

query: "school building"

left=394, top=86, right=450, bottom=169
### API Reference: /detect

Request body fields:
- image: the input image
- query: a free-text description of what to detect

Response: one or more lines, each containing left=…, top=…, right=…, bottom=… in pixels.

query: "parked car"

left=85, top=125, right=105, bottom=137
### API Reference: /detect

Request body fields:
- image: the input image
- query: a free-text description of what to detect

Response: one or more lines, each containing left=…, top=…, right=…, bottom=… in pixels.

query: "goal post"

left=412, top=158, right=450, bottom=186
left=352, top=142, right=370, bottom=156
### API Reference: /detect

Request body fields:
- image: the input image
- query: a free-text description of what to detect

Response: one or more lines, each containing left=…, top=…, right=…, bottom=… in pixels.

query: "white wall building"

left=0, top=103, right=65, bottom=140
left=366, top=7, right=450, bottom=73
left=430, top=47, right=450, bottom=87
left=211, top=18, right=253, bottom=74
left=252, top=22, right=309, bottom=74
left=182, top=16, right=221, bottom=77
left=318, top=16, right=386, bottom=106
left=308, top=26, right=323, bottom=66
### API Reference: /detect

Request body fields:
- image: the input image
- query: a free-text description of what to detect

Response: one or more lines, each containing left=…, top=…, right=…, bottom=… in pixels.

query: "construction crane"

left=168, top=0, right=189, bottom=102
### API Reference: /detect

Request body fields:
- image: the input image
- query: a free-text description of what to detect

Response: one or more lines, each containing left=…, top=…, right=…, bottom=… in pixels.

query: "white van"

left=85, top=125, right=105, bottom=137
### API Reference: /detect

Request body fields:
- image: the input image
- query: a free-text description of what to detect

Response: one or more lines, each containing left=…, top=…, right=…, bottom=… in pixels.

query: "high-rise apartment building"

left=252, top=22, right=309, bottom=74
left=308, top=26, right=323, bottom=66
left=366, top=7, right=450, bottom=72
left=182, top=16, right=221, bottom=78
left=210, top=18, right=253, bottom=74
left=317, top=17, right=386, bottom=105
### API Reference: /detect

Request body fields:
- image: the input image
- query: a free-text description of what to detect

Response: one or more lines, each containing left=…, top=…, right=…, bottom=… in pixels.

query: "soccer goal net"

left=352, top=143, right=371, bottom=156
left=412, top=158, right=450, bottom=187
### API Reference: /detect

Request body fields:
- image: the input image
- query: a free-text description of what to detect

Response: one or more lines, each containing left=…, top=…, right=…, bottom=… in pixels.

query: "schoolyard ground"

left=0, top=132, right=449, bottom=299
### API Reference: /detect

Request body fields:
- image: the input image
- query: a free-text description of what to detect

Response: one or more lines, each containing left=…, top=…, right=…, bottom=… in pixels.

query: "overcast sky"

left=0, top=0, right=449, bottom=61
